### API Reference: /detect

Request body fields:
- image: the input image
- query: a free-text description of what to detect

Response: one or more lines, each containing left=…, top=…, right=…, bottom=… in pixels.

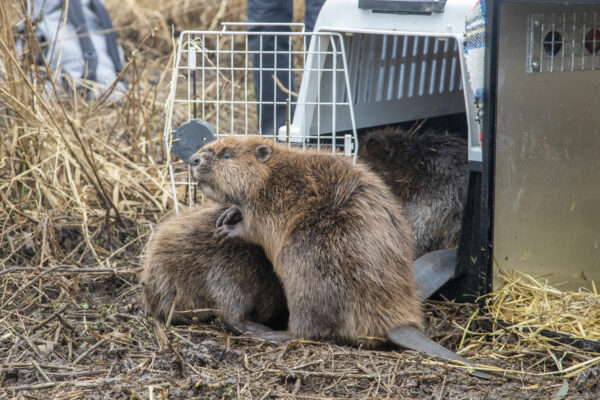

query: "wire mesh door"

left=164, top=23, right=358, bottom=211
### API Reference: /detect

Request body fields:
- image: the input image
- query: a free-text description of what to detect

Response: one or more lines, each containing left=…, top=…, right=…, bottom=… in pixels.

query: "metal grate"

left=348, top=34, right=462, bottom=103
left=286, top=32, right=466, bottom=151
left=164, top=23, right=357, bottom=210
left=327, top=32, right=465, bottom=132
left=527, top=12, right=600, bottom=73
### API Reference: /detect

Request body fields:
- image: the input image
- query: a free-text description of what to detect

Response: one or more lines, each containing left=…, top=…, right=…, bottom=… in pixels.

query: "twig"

left=166, top=339, right=200, bottom=375
left=45, top=370, right=106, bottom=378
left=272, top=74, right=299, bottom=98
left=291, top=377, right=301, bottom=396
left=0, top=266, right=61, bottom=310
left=30, top=304, right=68, bottom=333
left=73, top=338, right=107, bottom=365
left=208, top=0, right=228, bottom=31
left=1, top=363, right=76, bottom=370
left=6, top=377, right=123, bottom=391
left=434, top=373, right=447, bottom=400
left=56, top=313, right=76, bottom=332
left=0, top=266, right=135, bottom=276
left=169, top=330, right=196, bottom=347
left=263, top=368, right=399, bottom=380
left=165, top=296, right=177, bottom=328
left=32, top=360, right=52, bottom=383
left=6, top=382, right=58, bottom=391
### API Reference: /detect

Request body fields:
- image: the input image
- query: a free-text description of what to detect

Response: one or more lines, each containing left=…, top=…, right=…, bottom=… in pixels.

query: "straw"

left=484, top=269, right=600, bottom=342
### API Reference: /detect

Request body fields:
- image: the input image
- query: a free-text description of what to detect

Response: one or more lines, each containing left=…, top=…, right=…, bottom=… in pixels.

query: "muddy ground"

left=1, top=262, right=599, bottom=399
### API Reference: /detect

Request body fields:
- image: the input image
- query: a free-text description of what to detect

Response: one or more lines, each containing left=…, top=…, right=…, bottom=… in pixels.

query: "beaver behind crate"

left=359, top=126, right=468, bottom=258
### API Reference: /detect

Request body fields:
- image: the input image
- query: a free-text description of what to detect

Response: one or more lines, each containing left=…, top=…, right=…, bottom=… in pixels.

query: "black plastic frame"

left=433, top=0, right=496, bottom=301
left=432, top=1, right=498, bottom=303
left=358, top=0, right=447, bottom=14
left=479, top=0, right=500, bottom=300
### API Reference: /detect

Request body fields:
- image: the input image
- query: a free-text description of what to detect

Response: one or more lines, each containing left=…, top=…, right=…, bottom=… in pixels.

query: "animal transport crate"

left=164, top=0, right=600, bottom=312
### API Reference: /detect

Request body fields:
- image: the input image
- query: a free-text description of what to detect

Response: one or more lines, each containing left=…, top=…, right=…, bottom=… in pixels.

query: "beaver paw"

left=222, top=319, right=273, bottom=336
left=254, top=330, right=295, bottom=342
left=214, top=224, right=239, bottom=243
left=216, top=205, right=243, bottom=227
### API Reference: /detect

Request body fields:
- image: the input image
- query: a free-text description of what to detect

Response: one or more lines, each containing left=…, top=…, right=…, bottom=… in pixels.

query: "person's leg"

left=247, top=0, right=294, bottom=135
left=304, top=0, right=326, bottom=33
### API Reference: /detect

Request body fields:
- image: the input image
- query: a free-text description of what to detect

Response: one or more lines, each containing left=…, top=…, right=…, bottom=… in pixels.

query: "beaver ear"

left=255, top=145, right=272, bottom=163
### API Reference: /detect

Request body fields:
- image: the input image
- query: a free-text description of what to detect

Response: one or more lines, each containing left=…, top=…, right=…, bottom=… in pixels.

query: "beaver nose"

left=189, top=153, right=203, bottom=166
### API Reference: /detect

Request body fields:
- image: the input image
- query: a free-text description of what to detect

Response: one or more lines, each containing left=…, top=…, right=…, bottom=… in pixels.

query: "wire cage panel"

left=527, top=11, right=600, bottom=73
left=164, top=24, right=358, bottom=209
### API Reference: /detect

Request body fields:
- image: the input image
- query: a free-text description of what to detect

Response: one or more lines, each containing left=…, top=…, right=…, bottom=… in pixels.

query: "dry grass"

left=455, top=271, right=600, bottom=384
left=0, top=1, right=599, bottom=398
left=486, top=269, right=600, bottom=344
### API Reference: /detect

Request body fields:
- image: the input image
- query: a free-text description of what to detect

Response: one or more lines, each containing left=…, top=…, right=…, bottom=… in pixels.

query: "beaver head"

left=189, top=136, right=274, bottom=204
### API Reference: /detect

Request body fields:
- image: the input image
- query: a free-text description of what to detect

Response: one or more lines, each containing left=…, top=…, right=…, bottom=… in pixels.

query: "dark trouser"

left=247, top=0, right=325, bottom=135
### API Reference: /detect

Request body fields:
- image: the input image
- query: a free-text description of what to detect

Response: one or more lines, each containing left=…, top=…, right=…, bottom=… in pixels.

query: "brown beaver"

left=141, top=204, right=288, bottom=332
left=189, top=135, right=422, bottom=347
left=359, top=127, right=468, bottom=258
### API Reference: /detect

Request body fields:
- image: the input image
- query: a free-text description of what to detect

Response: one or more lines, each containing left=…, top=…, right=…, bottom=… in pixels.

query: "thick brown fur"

left=141, top=204, right=288, bottom=328
left=359, top=127, right=468, bottom=258
left=190, top=136, right=422, bottom=347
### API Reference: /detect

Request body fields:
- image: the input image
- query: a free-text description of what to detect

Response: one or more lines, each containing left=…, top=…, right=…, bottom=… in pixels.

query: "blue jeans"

left=247, top=0, right=325, bottom=135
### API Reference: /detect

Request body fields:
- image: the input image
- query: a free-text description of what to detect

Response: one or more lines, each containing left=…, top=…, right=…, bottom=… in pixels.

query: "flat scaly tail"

left=387, top=325, right=491, bottom=380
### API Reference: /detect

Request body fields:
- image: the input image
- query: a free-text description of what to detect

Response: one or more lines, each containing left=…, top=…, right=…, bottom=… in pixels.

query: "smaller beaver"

left=141, top=204, right=288, bottom=332
left=359, top=127, right=468, bottom=258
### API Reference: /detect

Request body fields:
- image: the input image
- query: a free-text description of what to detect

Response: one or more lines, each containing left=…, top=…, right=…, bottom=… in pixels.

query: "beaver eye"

left=223, top=152, right=232, bottom=159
